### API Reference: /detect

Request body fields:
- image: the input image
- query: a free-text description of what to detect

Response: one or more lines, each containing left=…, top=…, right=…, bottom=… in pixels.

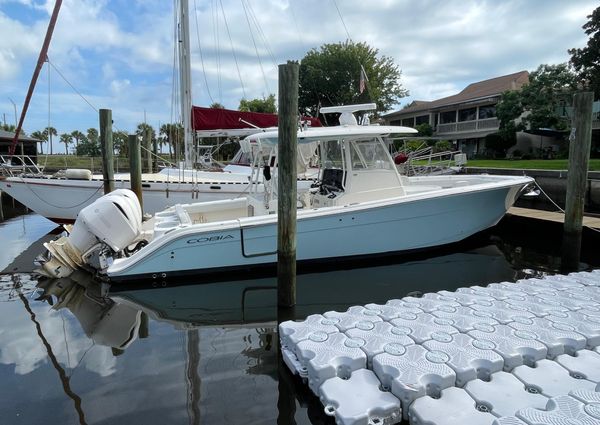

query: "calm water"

left=0, top=213, right=599, bottom=425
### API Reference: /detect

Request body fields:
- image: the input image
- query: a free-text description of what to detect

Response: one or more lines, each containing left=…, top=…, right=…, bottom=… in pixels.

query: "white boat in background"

left=0, top=144, right=319, bottom=223
left=0, top=0, right=322, bottom=224
left=36, top=105, right=534, bottom=283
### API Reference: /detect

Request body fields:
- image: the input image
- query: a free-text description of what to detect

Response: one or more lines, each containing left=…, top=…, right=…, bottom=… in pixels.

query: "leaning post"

left=562, top=91, right=594, bottom=270
left=277, top=61, right=299, bottom=308
left=128, top=134, right=143, bottom=211
left=99, top=109, right=114, bottom=194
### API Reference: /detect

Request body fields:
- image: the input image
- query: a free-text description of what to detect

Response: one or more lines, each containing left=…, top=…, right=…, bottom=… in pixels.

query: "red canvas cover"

left=192, top=106, right=321, bottom=130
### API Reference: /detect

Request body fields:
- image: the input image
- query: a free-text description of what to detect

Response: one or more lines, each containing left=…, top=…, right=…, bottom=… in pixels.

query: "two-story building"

left=382, top=71, right=530, bottom=157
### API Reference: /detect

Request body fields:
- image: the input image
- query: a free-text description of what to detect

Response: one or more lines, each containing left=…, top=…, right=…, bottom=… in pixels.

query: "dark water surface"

left=0, top=213, right=599, bottom=425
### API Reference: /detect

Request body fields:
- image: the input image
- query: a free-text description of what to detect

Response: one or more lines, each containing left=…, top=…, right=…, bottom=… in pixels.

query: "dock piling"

left=277, top=61, right=299, bottom=308
left=152, top=134, right=158, bottom=173
left=99, top=109, right=115, bottom=194
left=145, top=128, right=152, bottom=174
left=128, top=134, right=143, bottom=211
left=562, top=91, right=594, bottom=270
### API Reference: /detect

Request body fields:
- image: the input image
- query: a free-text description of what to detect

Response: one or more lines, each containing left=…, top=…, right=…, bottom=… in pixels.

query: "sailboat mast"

left=178, top=0, right=193, bottom=169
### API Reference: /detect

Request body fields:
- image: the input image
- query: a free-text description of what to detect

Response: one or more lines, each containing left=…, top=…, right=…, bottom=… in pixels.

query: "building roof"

left=384, top=70, right=529, bottom=118
left=0, top=129, right=43, bottom=143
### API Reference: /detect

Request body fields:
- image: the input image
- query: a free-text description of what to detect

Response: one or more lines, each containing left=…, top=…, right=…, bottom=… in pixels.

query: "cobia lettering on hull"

left=186, top=235, right=235, bottom=244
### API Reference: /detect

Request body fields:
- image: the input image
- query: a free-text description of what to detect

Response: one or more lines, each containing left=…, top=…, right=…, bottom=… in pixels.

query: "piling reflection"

left=2, top=218, right=599, bottom=424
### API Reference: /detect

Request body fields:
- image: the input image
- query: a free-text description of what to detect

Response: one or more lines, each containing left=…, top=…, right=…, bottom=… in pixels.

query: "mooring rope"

left=533, top=180, right=600, bottom=234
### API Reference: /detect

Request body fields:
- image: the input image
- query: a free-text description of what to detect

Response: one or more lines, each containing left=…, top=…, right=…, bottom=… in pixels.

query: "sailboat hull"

left=107, top=178, right=531, bottom=283
left=0, top=176, right=259, bottom=223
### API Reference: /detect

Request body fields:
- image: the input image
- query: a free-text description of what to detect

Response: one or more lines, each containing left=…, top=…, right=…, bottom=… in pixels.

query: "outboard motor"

left=37, top=189, right=143, bottom=279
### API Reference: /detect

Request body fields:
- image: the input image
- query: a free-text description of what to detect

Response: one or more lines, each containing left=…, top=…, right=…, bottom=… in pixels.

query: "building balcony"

left=435, top=117, right=499, bottom=135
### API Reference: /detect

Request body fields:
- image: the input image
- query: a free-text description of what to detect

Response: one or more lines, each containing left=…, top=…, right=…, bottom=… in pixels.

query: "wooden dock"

left=508, top=207, right=600, bottom=230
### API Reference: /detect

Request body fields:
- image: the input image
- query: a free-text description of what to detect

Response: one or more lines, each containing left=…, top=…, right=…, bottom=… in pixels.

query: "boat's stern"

left=36, top=189, right=146, bottom=279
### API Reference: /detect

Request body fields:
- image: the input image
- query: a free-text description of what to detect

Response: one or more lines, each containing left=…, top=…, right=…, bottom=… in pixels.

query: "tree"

left=159, top=123, right=183, bottom=160
left=71, top=130, right=85, bottom=152
left=495, top=63, right=577, bottom=158
left=299, top=40, right=408, bottom=118
left=415, top=123, right=433, bottom=137
left=238, top=95, right=276, bottom=113
left=59, top=133, right=72, bottom=155
left=210, top=102, right=225, bottom=109
left=519, top=63, right=578, bottom=131
left=569, top=6, right=600, bottom=98
left=495, top=90, right=524, bottom=156
left=136, top=123, right=156, bottom=143
left=484, top=133, right=515, bottom=158
left=113, top=130, right=129, bottom=156
left=76, top=128, right=100, bottom=156
left=43, top=126, right=57, bottom=155
left=30, top=130, right=47, bottom=154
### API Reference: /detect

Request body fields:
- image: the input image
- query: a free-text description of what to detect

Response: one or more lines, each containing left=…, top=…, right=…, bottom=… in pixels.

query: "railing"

left=436, top=117, right=499, bottom=134
left=0, top=155, right=43, bottom=177
left=392, top=143, right=465, bottom=176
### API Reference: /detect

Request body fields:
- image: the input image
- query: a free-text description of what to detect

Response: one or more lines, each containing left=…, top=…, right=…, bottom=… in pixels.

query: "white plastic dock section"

left=279, top=270, right=600, bottom=425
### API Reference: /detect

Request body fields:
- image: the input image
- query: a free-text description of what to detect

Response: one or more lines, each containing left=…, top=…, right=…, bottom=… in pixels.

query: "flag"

left=359, top=64, right=368, bottom=94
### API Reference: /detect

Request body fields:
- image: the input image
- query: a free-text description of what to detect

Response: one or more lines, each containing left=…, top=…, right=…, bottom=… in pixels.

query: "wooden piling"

left=145, top=128, right=152, bottom=173
left=152, top=134, right=158, bottom=173
left=277, top=61, right=299, bottom=308
left=128, top=134, right=143, bottom=211
left=99, top=109, right=115, bottom=194
left=562, top=91, right=594, bottom=270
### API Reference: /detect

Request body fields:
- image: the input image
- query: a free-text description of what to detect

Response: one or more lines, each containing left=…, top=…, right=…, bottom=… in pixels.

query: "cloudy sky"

left=0, top=0, right=596, bottom=152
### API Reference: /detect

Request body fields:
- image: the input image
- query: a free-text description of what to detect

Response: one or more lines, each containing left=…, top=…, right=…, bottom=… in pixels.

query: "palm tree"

left=59, top=133, right=73, bottom=155
left=136, top=123, right=156, bottom=146
left=31, top=130, right=47, bottom=155
left=159, top=123, right=183, bottom=160
left=71, top=130, right=84, bottom=152
left=113, top=130, right=129, bottom=156
left=43, top=126, right=57, bottom=155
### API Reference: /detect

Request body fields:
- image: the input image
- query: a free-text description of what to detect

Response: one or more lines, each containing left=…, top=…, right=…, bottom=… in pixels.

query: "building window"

left=415, top=115, right=429, bottom=125
left=440, top=111, right=456, bottom=124
left=401, top=118, right=414, bottom=127
left=478, top=105, right=496, bottom=119
left=458, top=107, right=477, bottom=122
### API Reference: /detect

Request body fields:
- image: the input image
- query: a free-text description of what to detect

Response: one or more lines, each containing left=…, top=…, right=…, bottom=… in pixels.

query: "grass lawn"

left=37, top=155, right=128, bottom=172
left=466, top=159, right=600, bottom=171
left=36, top=155, right=600, bottom=172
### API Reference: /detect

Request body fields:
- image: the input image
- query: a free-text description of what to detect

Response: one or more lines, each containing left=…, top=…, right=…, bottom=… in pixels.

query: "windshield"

left=349, top=138, right=393, bottom=170
left=321, top=139, right=344, bottom=169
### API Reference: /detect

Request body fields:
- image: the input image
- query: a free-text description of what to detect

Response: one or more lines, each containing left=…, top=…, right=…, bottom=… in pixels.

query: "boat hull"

left=108, top=179, right=530, bottom=283
left=0, top=177, right=261, bottom=223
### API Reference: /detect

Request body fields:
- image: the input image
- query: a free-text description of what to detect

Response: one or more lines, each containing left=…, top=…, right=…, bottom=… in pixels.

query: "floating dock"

left=280, top=270, right=600, bottom=425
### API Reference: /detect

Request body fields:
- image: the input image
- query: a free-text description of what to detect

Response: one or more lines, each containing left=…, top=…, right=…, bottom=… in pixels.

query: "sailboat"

left=0, top=0, right=319, bottom=223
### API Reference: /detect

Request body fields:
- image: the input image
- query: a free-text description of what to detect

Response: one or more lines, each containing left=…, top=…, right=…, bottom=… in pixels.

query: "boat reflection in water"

left=25, top=237, right=531, bottom=424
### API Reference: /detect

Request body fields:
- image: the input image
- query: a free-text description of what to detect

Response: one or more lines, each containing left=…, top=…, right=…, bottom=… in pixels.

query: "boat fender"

left=65, top=169, right=93, bottom=180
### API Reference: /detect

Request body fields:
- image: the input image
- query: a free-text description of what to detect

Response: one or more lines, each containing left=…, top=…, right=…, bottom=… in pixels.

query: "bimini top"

left=240, top=124, right=418, bottom=151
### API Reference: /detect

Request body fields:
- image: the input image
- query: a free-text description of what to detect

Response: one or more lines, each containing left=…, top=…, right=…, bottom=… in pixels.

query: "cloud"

left=0, top=0, right=597, bottom=135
